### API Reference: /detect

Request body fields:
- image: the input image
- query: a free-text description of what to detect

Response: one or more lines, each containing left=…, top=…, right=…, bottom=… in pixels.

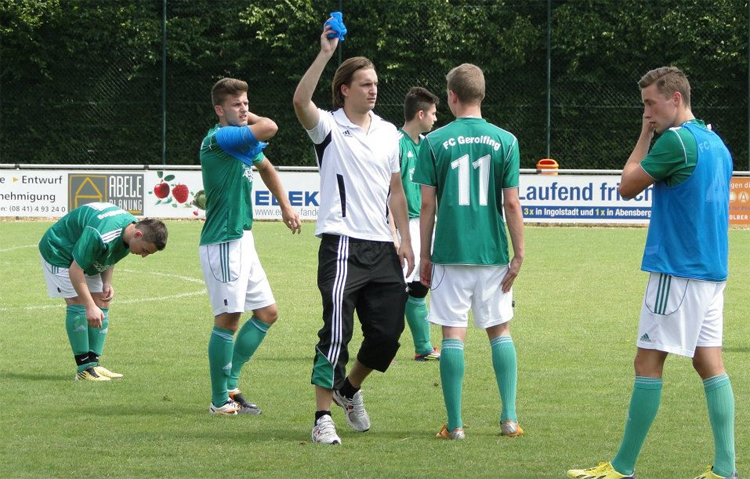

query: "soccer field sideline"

left=0, top=221, right=747, bottom=478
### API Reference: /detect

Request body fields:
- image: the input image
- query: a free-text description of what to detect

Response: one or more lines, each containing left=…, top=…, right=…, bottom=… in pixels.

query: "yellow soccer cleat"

left=500, top=419, right=524, bottom=437
left=75, top=366, right=111, bottom=382
left=93, top=366, right=123, bottom=379
left=567, top=462, right=634, bottom=479
left=694, top=465, right=738, bottom=479
left=414, top=348, right=441, bottom=362
left=436, top=424, right=465, bottom=440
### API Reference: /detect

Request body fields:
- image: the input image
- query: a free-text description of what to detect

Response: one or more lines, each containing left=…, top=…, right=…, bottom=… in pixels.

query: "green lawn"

left=0, top=221, right=747, bottom=478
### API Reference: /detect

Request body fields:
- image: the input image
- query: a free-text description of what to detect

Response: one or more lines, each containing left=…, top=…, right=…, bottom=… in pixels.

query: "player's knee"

left=365, top=326, right=401, bottom=348
left=381, top=325, right=403, bottom=346
left=692, top=355, right=704, bottom=375
left=633, top=350, right=666, bottom=377
left=254, top=305, right=279, bottom=326
left=65, top=297, right=83, bottom=306
left=214, top=312, right=242, bottom=332
left=407, top=281, right=428, bottom=299
left=91, top=296, right=108, bottom=308
left=361, top=334, right=400, bottom=368
left=692, top=354, right=724, bottom=379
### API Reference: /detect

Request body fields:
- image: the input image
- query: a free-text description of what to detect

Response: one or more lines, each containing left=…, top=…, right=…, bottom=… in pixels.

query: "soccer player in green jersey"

left=413, top=63, right=525, bottom=440
left=200, top=78, right=301, bottom=415
left=568, top=68, right=736, bottom=479
left=39, top=203, right=167, bottom=381
left=392, top=87, right=441, bottom=362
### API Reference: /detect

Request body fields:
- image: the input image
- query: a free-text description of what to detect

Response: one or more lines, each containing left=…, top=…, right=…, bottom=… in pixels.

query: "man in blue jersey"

left=568, top=67, right=736, bottom=479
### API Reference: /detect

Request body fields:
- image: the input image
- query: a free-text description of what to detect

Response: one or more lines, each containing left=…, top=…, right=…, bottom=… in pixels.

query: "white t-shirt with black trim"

left=306, top=108, right=400, bottom=241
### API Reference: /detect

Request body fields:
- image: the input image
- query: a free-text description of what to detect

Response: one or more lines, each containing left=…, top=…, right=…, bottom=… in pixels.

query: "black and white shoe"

left=228, top=389, right=262, bottom=415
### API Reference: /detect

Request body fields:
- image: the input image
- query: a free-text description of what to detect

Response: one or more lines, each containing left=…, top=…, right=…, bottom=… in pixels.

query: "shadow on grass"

left=190, top=426, right=455, bottom=444
left=73, top=404, right=199, bottom=416
left=258, top=356, right=315, bottom=363
left=1, top=371, right=70, bottom=381
left=723, top=346, right=750, bottom=353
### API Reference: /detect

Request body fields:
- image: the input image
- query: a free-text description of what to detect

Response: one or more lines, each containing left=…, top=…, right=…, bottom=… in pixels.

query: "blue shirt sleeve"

left=215, top=126, right=267, bottom=166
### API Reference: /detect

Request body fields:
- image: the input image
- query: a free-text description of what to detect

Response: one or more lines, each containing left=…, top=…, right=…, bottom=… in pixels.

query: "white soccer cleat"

left=209, top=399, right=239, bottom=415
left=332, top=389, right=371, bottom=432
left=311, top=415, right=341, bottom=444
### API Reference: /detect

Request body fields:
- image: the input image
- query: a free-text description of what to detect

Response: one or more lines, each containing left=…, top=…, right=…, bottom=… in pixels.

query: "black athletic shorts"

left=311, top=234, right=407, bottom=390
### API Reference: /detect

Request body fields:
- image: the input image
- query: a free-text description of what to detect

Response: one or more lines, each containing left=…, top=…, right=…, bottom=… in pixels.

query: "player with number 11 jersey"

left=414, top=117, right=520, bottom=266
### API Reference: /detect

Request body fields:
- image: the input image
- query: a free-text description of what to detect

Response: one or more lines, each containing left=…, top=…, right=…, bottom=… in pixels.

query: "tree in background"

left=1, top=0, right=747, bottom=169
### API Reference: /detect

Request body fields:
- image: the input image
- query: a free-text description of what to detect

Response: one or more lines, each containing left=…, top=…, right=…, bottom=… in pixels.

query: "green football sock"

left=65, top=305, right=90, bottom=373
left=405, top=297, right=433, bottom=355
left=440, top=338, right=465, bottom=431
left=704, top=374, right=735, bottom=477
left=227, top=317, right=270, bottom=391
left=87, top=307, right=109, bottom=367
left=611, top=376, right=663, bottom=476
left=490, top=335, right=517, bottom=422
left=208, top=326, right=235, bottom=407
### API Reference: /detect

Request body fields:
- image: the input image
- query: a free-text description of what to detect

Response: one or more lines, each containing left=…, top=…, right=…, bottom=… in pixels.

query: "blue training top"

left=642, top=122, right=732, bottom=282
left=215, top=126, right=267, bottom=167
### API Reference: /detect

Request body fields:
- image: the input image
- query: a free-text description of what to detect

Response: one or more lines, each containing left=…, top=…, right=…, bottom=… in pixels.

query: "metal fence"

left=1, top=0, right=748, bottom=170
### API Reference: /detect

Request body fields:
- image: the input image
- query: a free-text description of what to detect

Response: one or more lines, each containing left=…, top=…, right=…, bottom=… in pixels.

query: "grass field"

left=0, top=220, right=748, bottom=478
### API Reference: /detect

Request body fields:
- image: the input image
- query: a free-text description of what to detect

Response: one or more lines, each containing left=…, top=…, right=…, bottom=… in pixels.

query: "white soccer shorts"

left=428, top=264, right=514, bottom=329
left=40, top=256, right=103, bottom=299
left=636, top=272, right=726, bottom=358
left=199, top=230, right=275, bottom=316
left=398, top=217, right=422, bottom=283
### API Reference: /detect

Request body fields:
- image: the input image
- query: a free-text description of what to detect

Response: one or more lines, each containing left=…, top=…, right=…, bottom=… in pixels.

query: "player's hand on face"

left=500, top=256, right=523, bottom=293
left=419, top=258, right=432, bottom=287
left=641, top=113, right=656, bottom=139
left=320, top=23, right=339, bottom=55
left=85, top=305, right=104, bottom=328
left=281, top=207, right=301, bottom=234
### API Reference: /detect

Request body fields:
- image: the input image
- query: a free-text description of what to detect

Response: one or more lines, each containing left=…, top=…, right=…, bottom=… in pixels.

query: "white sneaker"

left=209, top=399, right=239, bottom=415
left=332, top=390, right=371, bottom=432
left=311, top=415, right=341, bottom=444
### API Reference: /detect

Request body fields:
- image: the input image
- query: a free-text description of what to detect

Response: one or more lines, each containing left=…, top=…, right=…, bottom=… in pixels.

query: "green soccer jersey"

left=38, top=202, right=135, bottom=275
left=413, top=117, right=520, bottom=265
left=398, top=129, right=423, bottom=219
left=199, top=124, right=264, bottom=245
left=640, top=119, right=703, bottom=187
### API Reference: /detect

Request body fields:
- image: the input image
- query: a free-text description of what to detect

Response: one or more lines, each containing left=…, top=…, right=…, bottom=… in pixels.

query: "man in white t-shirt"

left=293, top=19, right=414, bottom=445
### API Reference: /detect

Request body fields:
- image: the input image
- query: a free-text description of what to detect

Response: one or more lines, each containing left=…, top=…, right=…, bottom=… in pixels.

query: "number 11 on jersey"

left=451, top=154, right=490, bottom=206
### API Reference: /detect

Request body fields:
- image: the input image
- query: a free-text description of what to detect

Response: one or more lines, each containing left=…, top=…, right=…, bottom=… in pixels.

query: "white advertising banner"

left=0, top=167, right=321, bottom=220
left=0, top=171, right=68, bottom=217
left=252, top=171, right=320, bottom=221
left=1, top=167, right=653, bottom=225
left=518, top=174, right=652, bottom=224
